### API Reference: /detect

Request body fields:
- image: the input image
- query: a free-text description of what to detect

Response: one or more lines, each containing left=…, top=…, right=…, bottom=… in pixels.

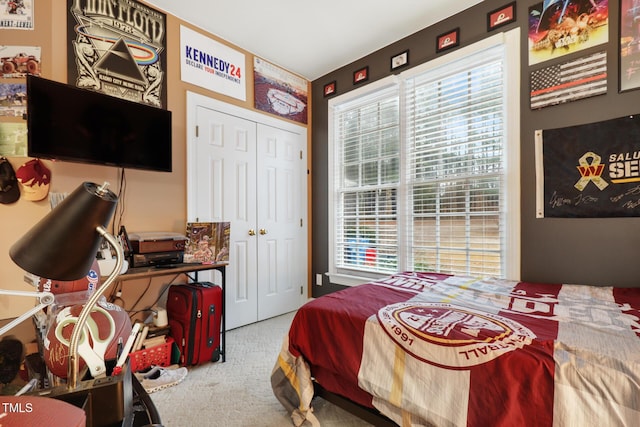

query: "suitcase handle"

left=206, top=305, right=216, bottom=347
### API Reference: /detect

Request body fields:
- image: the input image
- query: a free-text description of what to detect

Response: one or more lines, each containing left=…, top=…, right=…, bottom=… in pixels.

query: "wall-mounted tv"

left=27, top=75, right=172, bottom=172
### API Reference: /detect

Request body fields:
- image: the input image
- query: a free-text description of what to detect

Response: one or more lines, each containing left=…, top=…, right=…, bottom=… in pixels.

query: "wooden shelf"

left=117, top=262, right=228, bottom=282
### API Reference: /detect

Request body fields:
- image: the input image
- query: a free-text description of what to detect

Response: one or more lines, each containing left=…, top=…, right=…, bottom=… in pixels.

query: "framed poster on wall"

left=67, top=0, right=167, bottom=108
left=254, top=57, right=308, bottom=124
left=323, top=81, right=337, bottom=97
left=487, top=2, right=516, bottom=32
left=353, top=66, right=369, bottom=84
left=390, top=50, right=409, bottom=71
left=620, top=0, right=640, bottom=92
left=528, top=0, right=608, bottom=66
left=436, top=28, right=459, bottom=53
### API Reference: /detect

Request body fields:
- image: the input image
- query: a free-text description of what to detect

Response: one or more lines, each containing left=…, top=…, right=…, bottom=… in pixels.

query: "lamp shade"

left=10, top=182, right=118, bottom=281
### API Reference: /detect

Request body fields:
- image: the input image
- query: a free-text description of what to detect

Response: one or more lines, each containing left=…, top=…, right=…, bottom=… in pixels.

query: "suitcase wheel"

left=211, top=347, right=221, bottom=363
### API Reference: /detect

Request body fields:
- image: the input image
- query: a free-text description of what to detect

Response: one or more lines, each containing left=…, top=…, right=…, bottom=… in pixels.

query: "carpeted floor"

left=150, top=311, right=373, bottom=426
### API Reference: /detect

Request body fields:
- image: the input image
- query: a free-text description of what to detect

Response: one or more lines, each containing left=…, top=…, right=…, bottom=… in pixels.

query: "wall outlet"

left=315, top=273, right=323, bottom=286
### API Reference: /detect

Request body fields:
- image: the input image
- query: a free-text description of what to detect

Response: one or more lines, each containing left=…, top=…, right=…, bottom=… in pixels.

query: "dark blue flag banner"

left=535, top=115, right=640, bottom=218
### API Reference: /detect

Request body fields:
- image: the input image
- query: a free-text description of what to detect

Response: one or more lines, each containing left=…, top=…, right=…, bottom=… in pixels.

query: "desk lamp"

left=9, top=181, right=123, bottom=389
left=0, top=288, right=54, bottom=336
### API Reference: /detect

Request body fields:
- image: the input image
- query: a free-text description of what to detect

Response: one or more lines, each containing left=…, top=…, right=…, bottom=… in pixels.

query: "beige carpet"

left=150, top=311, right=373, bottom=426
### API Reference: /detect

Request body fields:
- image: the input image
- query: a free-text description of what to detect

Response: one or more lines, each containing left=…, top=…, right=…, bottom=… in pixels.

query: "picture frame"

left=184, top=221, right=231, bottom=263
left=390, top=50, right=409, bottom=71
left=487, top=2, right=516, bottom=32
left=436, top=28, right=460, bottom=53
left=118, top=225, right=132, bottom=258
left=353, top=66, right=369, bottom=85
left=620, top=0, right=640, bottom=92
left=323, top=81, right=337, bottom=97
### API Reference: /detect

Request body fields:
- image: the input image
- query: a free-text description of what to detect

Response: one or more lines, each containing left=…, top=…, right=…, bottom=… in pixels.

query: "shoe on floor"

left=134, top=365, right=164, bottom=381
left=138, top=365, right=188, bottom=393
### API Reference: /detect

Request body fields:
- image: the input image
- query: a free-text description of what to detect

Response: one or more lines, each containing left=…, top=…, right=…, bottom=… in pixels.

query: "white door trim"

left=186, top=91, right=307, bottom=221
left=186, top=92, right=308, bottom=328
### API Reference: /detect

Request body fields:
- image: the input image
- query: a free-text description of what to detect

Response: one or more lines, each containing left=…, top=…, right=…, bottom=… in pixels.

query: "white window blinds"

left=405, top=45, right=506, bottom=276
left=333, top=86, right=400, bottom=274
left=328, top=30, right=519, bottom=284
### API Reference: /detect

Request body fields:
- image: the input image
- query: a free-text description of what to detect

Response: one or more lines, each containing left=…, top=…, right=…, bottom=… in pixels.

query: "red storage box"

left=129, top=337, right=173, bottom=373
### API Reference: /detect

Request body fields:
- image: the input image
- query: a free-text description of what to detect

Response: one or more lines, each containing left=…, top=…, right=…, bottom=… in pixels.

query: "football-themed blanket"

left=271, top=272, right=640, bottom=426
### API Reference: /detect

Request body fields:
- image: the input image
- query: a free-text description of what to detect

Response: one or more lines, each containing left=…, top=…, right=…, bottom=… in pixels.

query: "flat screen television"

left=26, top=75, right=172, bottom=172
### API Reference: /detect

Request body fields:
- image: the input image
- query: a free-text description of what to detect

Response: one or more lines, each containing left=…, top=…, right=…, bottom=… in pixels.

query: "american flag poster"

left=530, top=51, right=607, bottom=109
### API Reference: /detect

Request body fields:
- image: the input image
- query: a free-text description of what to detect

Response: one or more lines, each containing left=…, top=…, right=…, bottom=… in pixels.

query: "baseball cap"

left=16, top=158, right=51, bottom=201
left=0, top=156, right=20, bottom=204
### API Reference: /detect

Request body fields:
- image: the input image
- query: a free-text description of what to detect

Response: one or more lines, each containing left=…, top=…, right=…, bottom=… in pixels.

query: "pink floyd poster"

left=67, top=0, right=167, bottom=108
left=528, top=0, right=608, bottom=66
left=535, top=115, right=640, bottom=218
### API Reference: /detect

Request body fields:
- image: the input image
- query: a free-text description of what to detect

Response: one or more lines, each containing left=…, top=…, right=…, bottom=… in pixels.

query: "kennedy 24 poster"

left=67, top=0, right=167, bottom=108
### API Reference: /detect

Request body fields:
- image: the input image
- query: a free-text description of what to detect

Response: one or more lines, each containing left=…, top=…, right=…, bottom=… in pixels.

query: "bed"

left=271, top=271, right=640, bottom=426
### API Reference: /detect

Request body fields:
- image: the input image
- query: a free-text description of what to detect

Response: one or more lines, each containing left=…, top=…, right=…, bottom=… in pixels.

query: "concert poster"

left=67, top=0, right=167, bottom=108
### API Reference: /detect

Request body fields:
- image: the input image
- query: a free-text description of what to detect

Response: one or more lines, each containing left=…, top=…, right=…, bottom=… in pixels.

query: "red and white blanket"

left=271, top=272, right=640, bottom=426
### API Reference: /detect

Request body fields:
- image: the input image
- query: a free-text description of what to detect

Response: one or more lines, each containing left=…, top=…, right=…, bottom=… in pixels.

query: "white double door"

left=187, top=93, right=307, bottom=330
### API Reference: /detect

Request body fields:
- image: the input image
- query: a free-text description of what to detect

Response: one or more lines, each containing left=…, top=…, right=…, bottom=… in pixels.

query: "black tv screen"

left=27, top=75, right=172, bottom=172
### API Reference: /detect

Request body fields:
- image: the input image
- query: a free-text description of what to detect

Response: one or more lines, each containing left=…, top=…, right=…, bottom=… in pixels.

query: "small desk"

left=116, top=262, right=227, bottom=362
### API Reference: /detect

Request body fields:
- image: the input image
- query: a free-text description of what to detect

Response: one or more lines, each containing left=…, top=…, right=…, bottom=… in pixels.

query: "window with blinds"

left=328, top=30, right=519, bottom=284
left=333, top=87, right=400, bottom=275
left=406, top=45, right=505, bottom=277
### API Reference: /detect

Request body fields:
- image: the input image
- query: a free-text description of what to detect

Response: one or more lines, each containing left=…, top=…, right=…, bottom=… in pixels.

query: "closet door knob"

left=259, top=228, right=267, bottom=235
left=248, top=229, right=256, bottom=236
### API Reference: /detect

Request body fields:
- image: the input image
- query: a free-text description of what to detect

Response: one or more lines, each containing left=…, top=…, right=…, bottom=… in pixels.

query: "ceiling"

left=144, top=0, right=485, bottom=81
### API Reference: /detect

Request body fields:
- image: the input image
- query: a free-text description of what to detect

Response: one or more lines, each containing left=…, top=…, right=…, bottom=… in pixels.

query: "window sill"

left=327, top=272, right=384, bottom=287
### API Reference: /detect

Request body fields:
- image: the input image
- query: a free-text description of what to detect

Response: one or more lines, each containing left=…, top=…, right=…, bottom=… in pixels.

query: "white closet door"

left=191, top=101, right=306, bottom=330
left=195, top=106, right=258, bottom=329
left=256, top=124, right=306, bottom=321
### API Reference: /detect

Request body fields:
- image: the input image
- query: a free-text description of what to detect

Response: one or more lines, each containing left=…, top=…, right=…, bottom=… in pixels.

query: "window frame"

left=327, top=29, right=520, bottom=286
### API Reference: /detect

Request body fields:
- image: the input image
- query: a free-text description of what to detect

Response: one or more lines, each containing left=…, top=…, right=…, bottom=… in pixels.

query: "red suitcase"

left=166, top=282, right=222, bottom=365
